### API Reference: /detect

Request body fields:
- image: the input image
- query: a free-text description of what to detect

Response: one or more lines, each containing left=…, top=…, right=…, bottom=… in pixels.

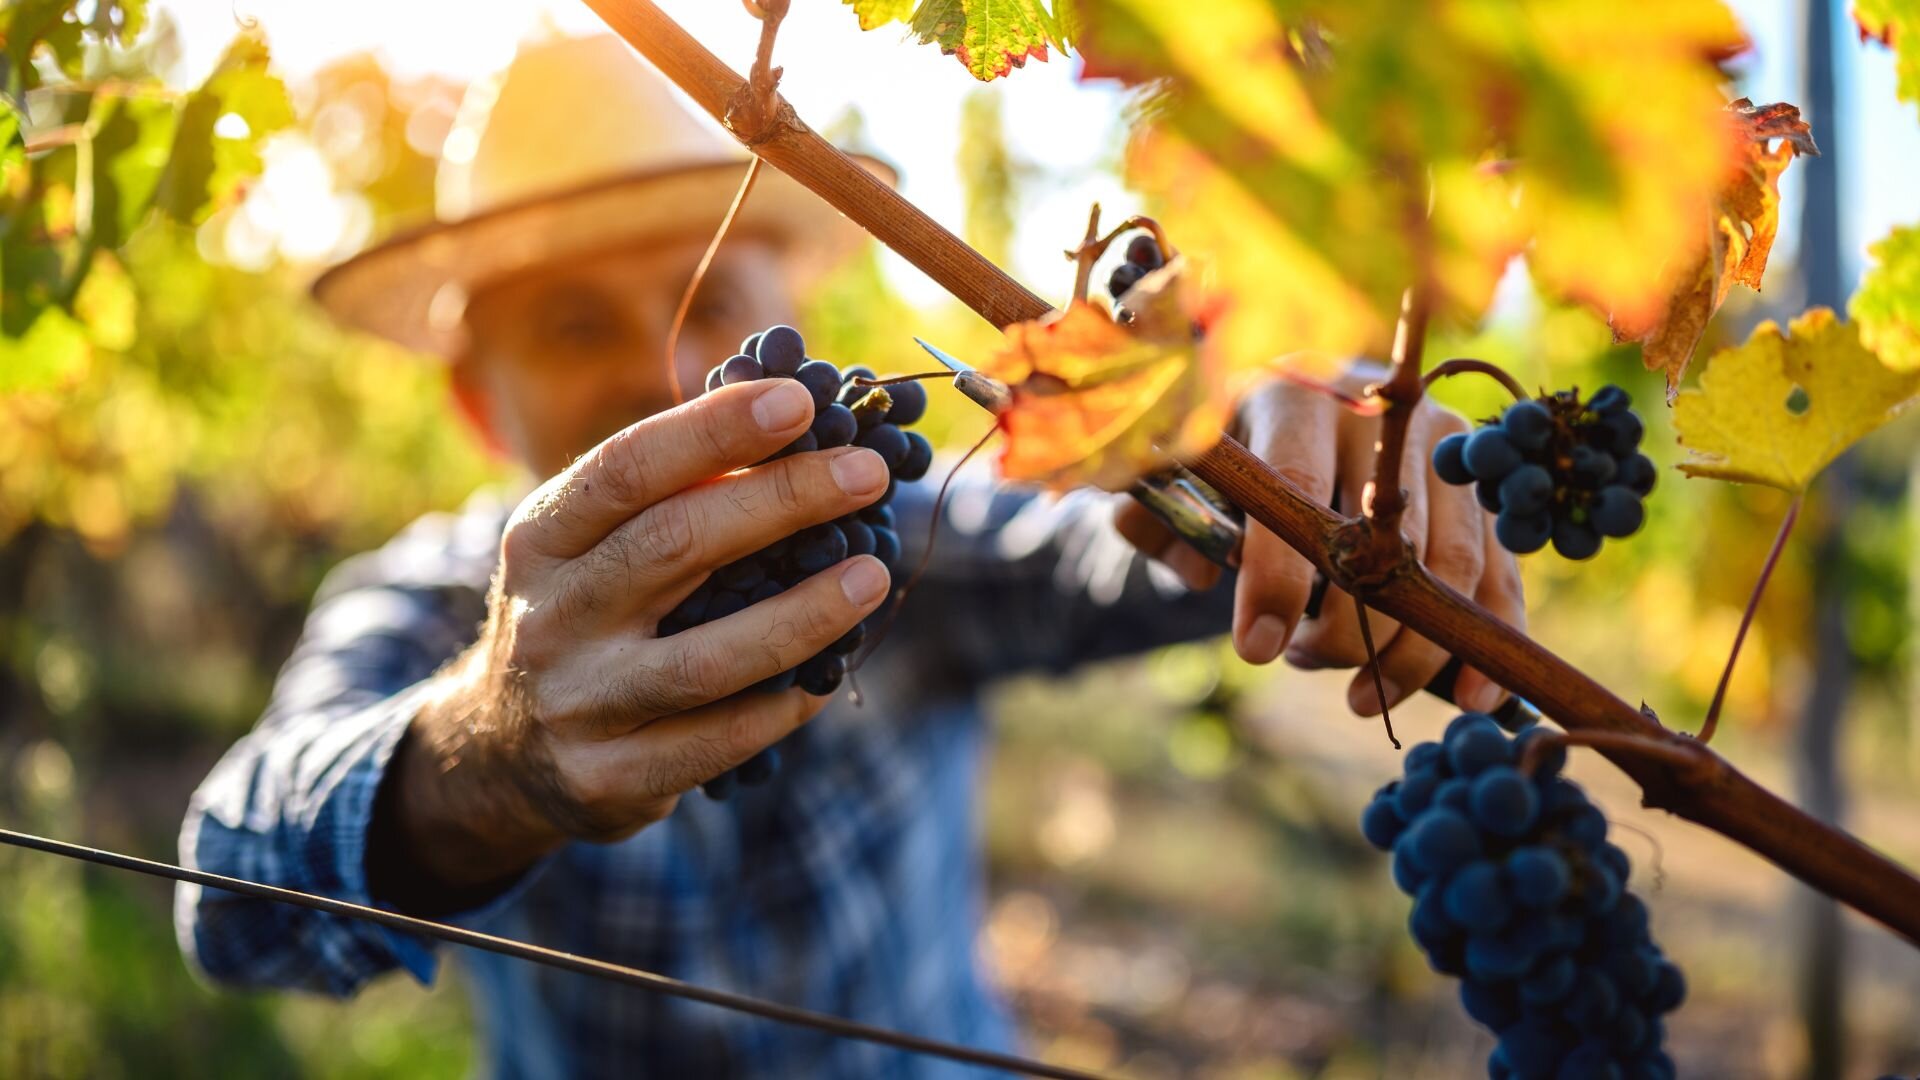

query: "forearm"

left=366, top=639, right=565, bottom=916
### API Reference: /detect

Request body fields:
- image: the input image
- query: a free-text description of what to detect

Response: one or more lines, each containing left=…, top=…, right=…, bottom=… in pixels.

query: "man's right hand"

left=370, top=378, right=892, bottom=909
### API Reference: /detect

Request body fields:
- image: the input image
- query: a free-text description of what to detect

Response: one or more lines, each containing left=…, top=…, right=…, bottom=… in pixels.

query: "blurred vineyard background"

left=5, top=1, right=1920, bottom=1078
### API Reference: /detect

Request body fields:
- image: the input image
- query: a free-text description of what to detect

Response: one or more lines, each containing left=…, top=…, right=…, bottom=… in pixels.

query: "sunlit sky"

left=158, top=0, right=1918, bottom=308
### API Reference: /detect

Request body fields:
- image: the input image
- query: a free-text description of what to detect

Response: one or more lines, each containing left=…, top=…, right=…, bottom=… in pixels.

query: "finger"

left=1346, top=440, right=1485, bottom=715
left=1232, top=389, right=1338, bottom=663
left=586, top=556, right=890, bottom=724
left=549, top=689, right=828, bottom=836
left=1113, top=500, right=1221, bottom=590
left=558, top=446, right=890, bottom=623
left=1454, top=524, right=1527, bottom=713
left=510, top=380, right=816, bottom=563
left=1288, top=417, right=1402, bottom=668
left=626, top=686, right=830, bottom=796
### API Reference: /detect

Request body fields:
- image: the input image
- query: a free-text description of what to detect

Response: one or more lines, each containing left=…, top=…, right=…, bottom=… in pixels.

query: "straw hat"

left=312, top=33, right=895, bottom=357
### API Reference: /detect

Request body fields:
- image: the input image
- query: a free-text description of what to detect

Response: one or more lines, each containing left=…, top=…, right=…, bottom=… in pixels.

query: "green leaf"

left=1857, top=0, right=1920, bottom=120
left=88, top=89, right=178, bottom=250
left=911, top=0, right=1057, bottom=81
left=1852, top=223, right=1920, bottom=372
left=0, top=305, right=89, bottom=390
left=843, top=0, right=915, bottom=31
left=1673, top=308, right=1920, bottom=493
left=157, top=34, right=293, bottom=226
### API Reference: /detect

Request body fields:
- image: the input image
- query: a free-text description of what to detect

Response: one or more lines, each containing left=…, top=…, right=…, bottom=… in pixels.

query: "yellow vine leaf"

left=1852, top=223, right=1920, bottom=373
left=1857, top=0, right=1920, bottom=119
left=1673, top=308, right=1920, bottom=493
left=1076, top=0, right=1746, bottom=378
left=1610, top=100, right=1818, bottom=398
left=980, top=290, right=1226, bottom=491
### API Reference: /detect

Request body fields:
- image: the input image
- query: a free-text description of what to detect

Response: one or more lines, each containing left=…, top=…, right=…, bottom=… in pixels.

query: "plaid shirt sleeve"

left=174, top=503, right=508, bottom=998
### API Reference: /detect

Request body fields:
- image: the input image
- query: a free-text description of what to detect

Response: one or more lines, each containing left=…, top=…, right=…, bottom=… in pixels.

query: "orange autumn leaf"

left=1611, top=99, right=1819, bottom=398
left=980, top=294, right=1227, bottom=491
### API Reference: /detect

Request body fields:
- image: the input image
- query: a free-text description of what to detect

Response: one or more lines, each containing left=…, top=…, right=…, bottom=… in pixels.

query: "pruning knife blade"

left=908, top=336, right=1539, bottom=730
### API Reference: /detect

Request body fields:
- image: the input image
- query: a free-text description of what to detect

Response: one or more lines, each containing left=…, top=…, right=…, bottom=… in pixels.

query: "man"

left=176, top=34, right=1523, bottom=1079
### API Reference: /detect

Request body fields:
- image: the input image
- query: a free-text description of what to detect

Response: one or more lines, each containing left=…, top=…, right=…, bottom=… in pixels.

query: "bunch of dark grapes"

left=1107, top=234, right=1164, bottom=304
left=1362, top=715, right=1686, bottom=1080
left=1431, top=386, right=1655, bottom=560
left=661, top=324, right=933, bottom=798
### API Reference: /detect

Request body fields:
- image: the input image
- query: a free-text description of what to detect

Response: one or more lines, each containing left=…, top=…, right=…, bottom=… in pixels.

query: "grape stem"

left=853, top=371, right=955, bottom=388
left=1422, top=358, right=1530, bottom=403
left=1351, top=594, right=1401, bottom=748
left=1697, top=494, right=1802, bottom=745
left=589, top=0, right=1920, bottom=950
left=662, top=156, right=762, bottom=407
left=1519, top=728, right=1718, bottom=786
left=1359, top=285, right=1432, bottom=566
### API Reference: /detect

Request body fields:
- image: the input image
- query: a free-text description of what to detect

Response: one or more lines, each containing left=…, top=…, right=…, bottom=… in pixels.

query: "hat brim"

left=311, top=154, right=897, bottom=358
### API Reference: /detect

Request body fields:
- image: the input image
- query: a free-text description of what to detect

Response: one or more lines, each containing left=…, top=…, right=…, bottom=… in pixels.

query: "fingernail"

left=830, top=449, right=887, bottom=494
left=839, top=557, right=889, bottom=605
left=1239, top=614, right=1287, bottom=664
left=752, top=380, right=811, bottom=432
left=1353, top=676, right=1402, bottom=716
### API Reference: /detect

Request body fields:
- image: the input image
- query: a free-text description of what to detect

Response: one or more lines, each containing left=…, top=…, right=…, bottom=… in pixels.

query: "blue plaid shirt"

left=175, top=469, right=1233, bottom=1079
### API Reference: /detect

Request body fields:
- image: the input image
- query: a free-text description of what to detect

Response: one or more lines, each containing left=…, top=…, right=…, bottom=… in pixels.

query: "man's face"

left=457, top=236, right=796, bottom=476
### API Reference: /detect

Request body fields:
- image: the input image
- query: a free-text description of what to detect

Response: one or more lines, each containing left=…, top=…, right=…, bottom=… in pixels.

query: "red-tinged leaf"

left=1610, top=99, right=1817, bottom=397
left=910, top=0, right=1057, bottom=82
left=979, top=295, right=1228, bottom=491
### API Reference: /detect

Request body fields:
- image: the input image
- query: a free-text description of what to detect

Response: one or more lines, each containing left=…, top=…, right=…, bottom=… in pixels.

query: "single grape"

left=754, top=666, right=798, bottom=694
left=794, top=360, right=843, bottom=411
left=1520, top=952, right=1577, bottom=1005
left=1552, top=517, right=1602, bottom=560
left=842, top=365, right=878, bottom=385
left=1618, top=452, right=1658, bottom=496
left=1466, top=931, right=1539, bottom=981
left=777, top=430, right=818, bottom=459
left=721, top=353, right=764, bottom=385
left=810, top=402, right=858, bottom=448
left=797, top=653, right=847, bottom=696
left=1503, top=399, right=1555, bottom=452
left=1433, top=432, right=1474, bottom=485
left=886, top=380, right=929, bottom=425
left=857, top=423, right=911, bottom=470
left=1433, top=777, right=1472, bottom=814
left=1361, top=795, right=1407, bottom=850
left=739, top=331, right=764, bottom=358
left=791, top=524, right=849, bottom=575
left=1495, top=510, right=1553, bottom=555
left=1464, top=426, right=1523, bottom=480
left=1476, top=478, right=1505, bottom=514
left=1589, top=486, right=1644, bottom=538
left=1108, top=261, right=1147, bottom=299
left=1441, top=860, right=1513, bottom=933
left=1125, top=233, right=1165, bottom=269
left=1404, top=807, right=1482, bottom=875
left=839, top=517, right=876, bottom=557
left=702, top=770, right=739, bottom=799
left=1446, top=720, right=1511, bottom=777
left=1595, top=409, right=1644, bottom=453
left=1506, top=846, right=1571, bottom=908
left=872, top=525, right=901, bottom=569
left=755, top=325, right=807, bottom=376
left=861, top=502, right=895, bottom=529
left=1499, top=464, right=1554, bottom=517
left=1513, top=725, right=1566, bottom=778
left=896, top=431, right=933, bottom=482
left=1568, top=445, right=1616, bottom=488
left=705, top=365, right=725, bottom=393
left=1469, top=766, right=1540, bottom=836
left=1588, top=384, right=1631, bottom=415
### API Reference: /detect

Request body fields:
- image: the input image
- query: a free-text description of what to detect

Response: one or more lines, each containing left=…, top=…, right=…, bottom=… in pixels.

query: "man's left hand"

left=1113, top=365, right=1525, bottom=718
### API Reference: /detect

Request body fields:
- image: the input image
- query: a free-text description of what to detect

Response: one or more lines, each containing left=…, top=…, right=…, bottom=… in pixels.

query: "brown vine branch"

left=1698, top=494, right=1802, bottom=744
left=586, top=0, right=1920, bottom=950
left=1519, top=728, right=1718, bottom=784
left=1362, top=287, right=1431, bottom=565
left=1423, top=358, right=1530, bottom=403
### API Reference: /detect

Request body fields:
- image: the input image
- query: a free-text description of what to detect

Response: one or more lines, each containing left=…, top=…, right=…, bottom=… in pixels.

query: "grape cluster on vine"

left=1431, top=386, right=1655, bottom=560
left=1107, top=233, right=1164, bottom=304
left=1363, top=715, right=1686, bottom=1079
left=664, top=324, right=932, bottom=798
